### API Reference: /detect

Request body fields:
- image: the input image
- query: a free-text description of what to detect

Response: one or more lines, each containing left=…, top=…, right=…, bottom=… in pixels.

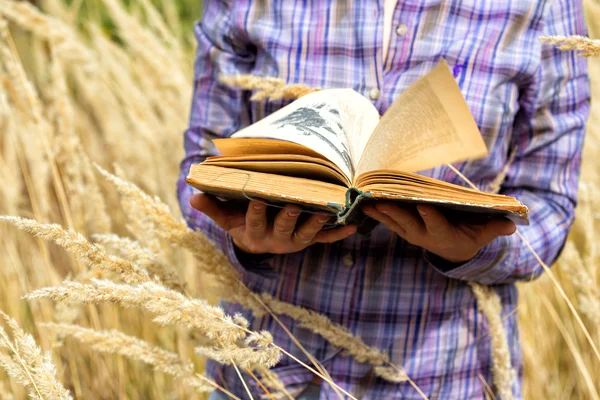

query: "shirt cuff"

left=424, top=235, right=519, bottom=285
left=226, top=235, right=278, bottom=280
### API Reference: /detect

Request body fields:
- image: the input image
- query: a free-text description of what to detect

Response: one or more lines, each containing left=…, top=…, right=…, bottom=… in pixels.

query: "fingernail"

left=417, top=206, right=427, bottom=216
left=375, top=204, right=389, bottom=214
left=287, top=210, right=300, bottom=217
left=252, top=203, right=264, bottom=210
left=317, top=216, right=329, bottom=224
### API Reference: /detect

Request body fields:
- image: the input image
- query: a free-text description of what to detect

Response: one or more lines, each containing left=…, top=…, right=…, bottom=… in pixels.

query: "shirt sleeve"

left=177, top=0, right=275, bottom=278
left=428, top=0, right=591, bottom=285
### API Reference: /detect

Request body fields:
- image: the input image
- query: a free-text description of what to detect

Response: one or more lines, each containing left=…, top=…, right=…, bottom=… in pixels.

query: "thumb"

left=190, top=193, right=219, bottom=214
left=190, top=194, right=243, bottom=231
left=416, top=204, right=452, bottom=238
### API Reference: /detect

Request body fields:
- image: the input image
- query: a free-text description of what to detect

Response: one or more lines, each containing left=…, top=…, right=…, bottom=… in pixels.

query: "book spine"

left=336, top=189, right=378, bottom=235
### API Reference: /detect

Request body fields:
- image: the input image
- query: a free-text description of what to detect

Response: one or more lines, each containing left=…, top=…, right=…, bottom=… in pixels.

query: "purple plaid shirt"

left=178, top=1, right=590, bottom=398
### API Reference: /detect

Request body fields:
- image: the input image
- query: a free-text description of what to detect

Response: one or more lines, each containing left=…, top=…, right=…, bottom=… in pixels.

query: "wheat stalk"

left=42, top=323, right=214, bottom=393
left=99, top=0, right=188, bottom=93
left=230, top=358, right=255, bottom=400
left=259, top=293, right=392, bottom=367
left=195, top=331, right=281, bottom=369
left=0, top=216, right=149, bottom=284
left=0, top=82, right=24, bottom=219
left=79, top=152, right=112, bottom=235
left=255, top=366, right=293, bottom=400
left=0, top=0, right=85, bottom=54
left=93, top=233, right=186, bottom=292
left=95, top=165, right=239, bottom=280
left=50, top=46, right=111, bottom=238
left=0, top=311, right=71, bottom=400
left=112, top=164, right=166, bottom=255
left=26, top=280, right=254, bottom=347
left=560, top=242, right=600, bottom=327
left=219, top=74, right=321, bottom=101
left=98, top=166, right=414, bottom=387
left=540, top=35, right=600, bottom=57
left=0, top=17, right=53, bottom=221
left=469, top=284, right=514, bottom=400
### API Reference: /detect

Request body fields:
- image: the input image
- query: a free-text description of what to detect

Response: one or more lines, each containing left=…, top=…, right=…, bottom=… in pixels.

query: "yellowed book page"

left=355, top=169, right=502, bottom=194
left=206, top=153, right=347, bottom=176
left=213, top=138, right=326, bottom=159
left=366, top=190, right=528, bottom=223
left=204, top=158, right=350, bottom=186
left=356, top=60, right=488, bottom=176
left=187, top=164, right=347, bottom=213
left=356, top=170, right=527, bottom=207
left=229, top=89, right=379, bottom=182
left=361, top=182, right=519, bottom=206
left=211, top=140, right=350, bottom=184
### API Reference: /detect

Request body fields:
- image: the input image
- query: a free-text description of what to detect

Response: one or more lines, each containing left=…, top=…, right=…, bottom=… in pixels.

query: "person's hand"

left=191, top=194, right=357, bottom=255
left=363, top=203, right=516, bottom=263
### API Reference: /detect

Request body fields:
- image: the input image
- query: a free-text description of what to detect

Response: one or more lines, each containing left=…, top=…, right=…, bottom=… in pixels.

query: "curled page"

left=356, top=60, right=488, bottom=176
left=232, top=89, right=378, bottom=182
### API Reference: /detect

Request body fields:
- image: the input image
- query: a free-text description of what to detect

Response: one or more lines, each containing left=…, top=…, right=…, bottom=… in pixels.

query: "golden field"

left=0, top=0, right=599, bottom=399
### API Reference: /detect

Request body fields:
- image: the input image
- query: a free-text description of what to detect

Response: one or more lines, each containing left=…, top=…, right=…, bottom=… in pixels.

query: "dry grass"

left=0, top=0, right=599, bottom=399
left=219, top=74, right=322, bottom=101
left=0, top=312, right=71, bottom=400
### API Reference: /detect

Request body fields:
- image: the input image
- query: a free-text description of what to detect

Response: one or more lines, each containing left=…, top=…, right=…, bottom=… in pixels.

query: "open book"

left=187, top=60, right=528, bottom=232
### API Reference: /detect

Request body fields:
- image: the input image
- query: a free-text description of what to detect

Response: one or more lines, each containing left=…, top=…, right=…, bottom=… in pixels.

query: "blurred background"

left=1, top=0, right=599, bottom=398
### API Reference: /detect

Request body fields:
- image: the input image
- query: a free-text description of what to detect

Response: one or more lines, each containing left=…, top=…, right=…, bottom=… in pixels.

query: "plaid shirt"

left=177, top=0, right=590, bottom=398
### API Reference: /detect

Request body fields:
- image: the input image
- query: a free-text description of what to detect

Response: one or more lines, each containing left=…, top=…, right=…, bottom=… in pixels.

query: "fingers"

left=193, top=196, right=356, bottom=254
left=364, top=203, right=425, bottom=240
left=492, top=218, right=517, bottom=236
left=190, top=194, right=245, bottom=231
left=363, top=200, right=519, bottom=263
left=189, top=193, right=210, bottom=212
left=314, top=225, right=357, bottom=244
left=245, top=200, right=268, bottom=239
left=293, top=214, right=330, bottom=245
left=363, top=205, right=404, bottom=233
left=416, top=205, right=453, bottom=238
left=376, top=203, right=425, bottom=236
left=476, top=217, right=517, bottom=246
left=272, top=205, right=301, bottom=241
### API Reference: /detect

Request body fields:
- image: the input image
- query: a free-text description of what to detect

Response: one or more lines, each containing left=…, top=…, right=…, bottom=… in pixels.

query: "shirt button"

left=369, top=88, right=380, bottom=100
left=342, top=254, right=354, bottom=267
left=396, top=24, right=408, bottom=36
